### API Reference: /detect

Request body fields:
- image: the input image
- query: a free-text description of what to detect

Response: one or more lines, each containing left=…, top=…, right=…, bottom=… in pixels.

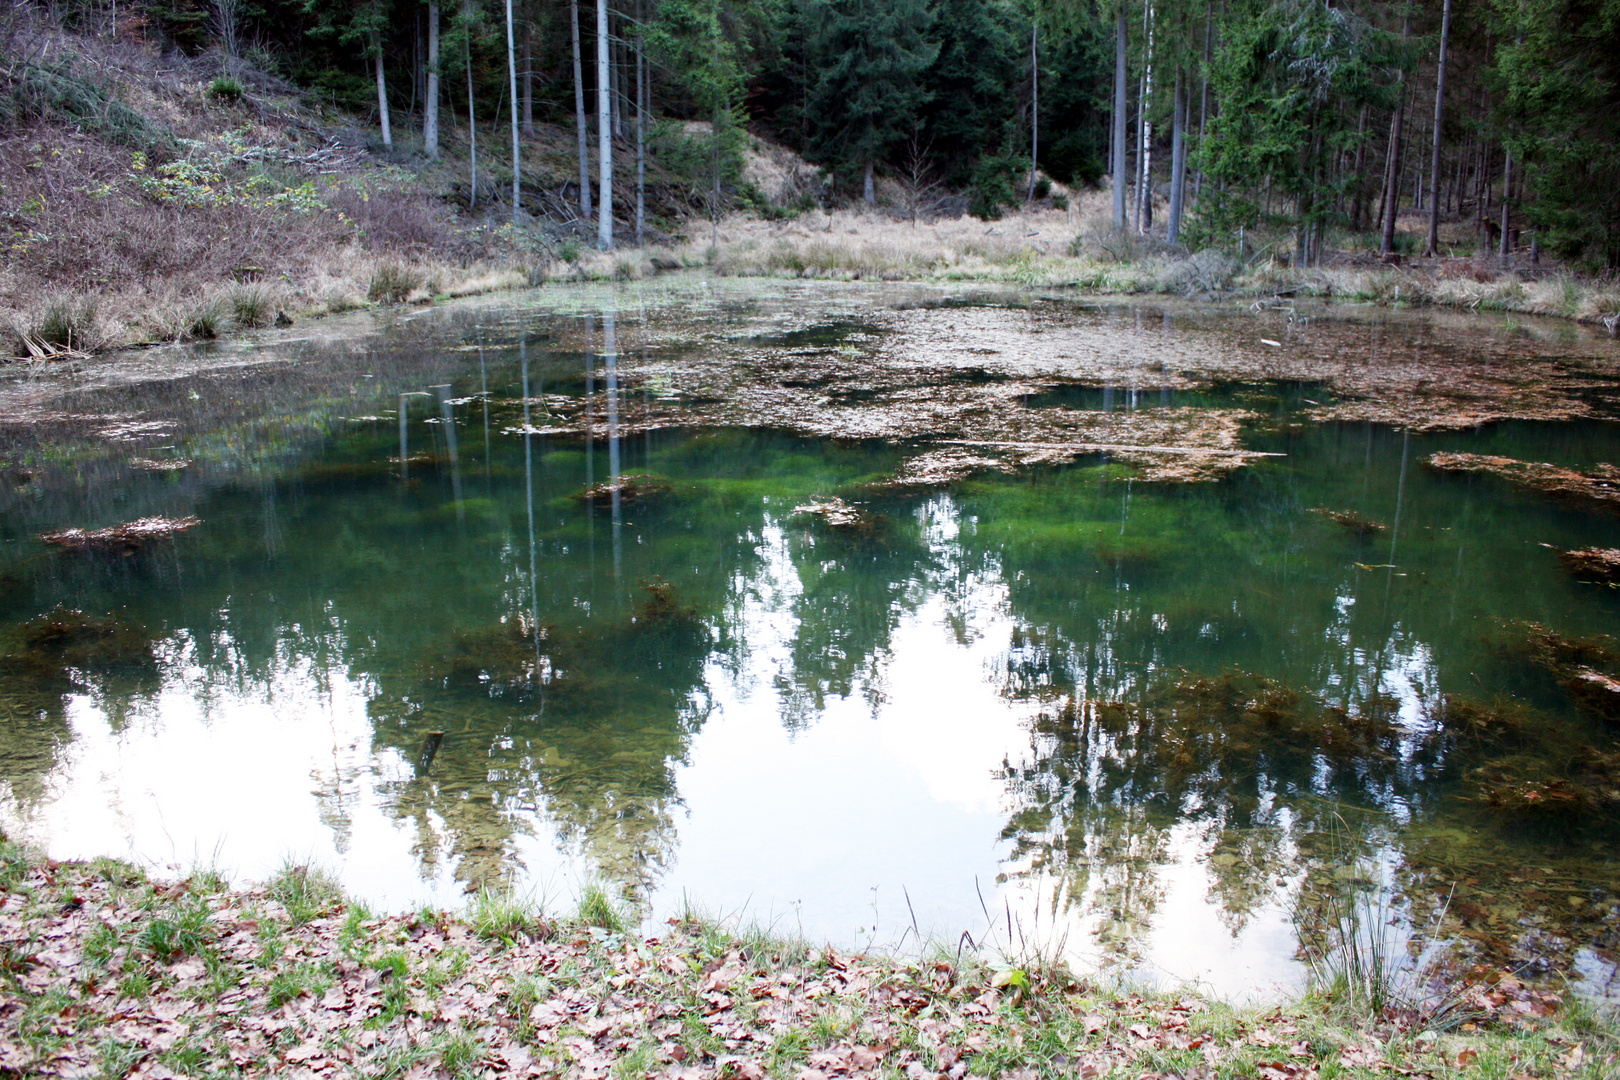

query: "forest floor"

left=0, top=839, right=1615, bottom=1080
left=2, top=20, right=1618, bottom=364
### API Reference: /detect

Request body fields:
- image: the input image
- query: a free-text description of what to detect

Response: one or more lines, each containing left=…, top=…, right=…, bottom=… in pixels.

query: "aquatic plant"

left=575, top=473, right=672, bottom=506
left=431, top=620, right=553, bottom=701
left=1297, top=864, right=1474, bottom=1029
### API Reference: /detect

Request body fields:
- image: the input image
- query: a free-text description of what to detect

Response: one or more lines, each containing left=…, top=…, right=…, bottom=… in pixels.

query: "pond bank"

left=0, top=841, right=1611, bottom=1080
left=10, top=200, right=1620, bottom=366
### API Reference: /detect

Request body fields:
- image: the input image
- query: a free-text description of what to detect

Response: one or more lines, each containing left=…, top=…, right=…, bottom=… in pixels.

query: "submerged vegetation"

left=0, top=840, right=1613, bottom=1080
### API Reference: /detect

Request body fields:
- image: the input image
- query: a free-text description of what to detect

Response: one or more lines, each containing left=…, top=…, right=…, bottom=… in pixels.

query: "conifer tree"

left=803, top=0, right=941, bottom=202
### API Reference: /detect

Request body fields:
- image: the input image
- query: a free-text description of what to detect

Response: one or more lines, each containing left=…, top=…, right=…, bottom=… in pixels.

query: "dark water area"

left=3, top=282, right=1620, bottom=1000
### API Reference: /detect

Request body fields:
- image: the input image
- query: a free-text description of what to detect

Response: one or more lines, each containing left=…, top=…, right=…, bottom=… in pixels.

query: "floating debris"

left=1553, top=545, right=1620, bottom=581
left=128, top=457, right=191, bottom=471
left=576, top=473, right=671, bottom=505
left=634, top=577, right=696, bottom=624
left=38, top=515, right=201, bottom=555
left=1310, top=505, right=1388, bottom=535
left=1426, top=452, right=1620, bottom=512
left=868, top=448, right=1013, bottom=490
left=1567, top=667, right=1620, bottom=723
left=790, top=497, right=880, bottom=531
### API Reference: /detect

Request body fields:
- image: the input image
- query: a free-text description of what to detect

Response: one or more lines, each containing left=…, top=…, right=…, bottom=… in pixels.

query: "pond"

left=3, top=279, right=1620, bottom=1001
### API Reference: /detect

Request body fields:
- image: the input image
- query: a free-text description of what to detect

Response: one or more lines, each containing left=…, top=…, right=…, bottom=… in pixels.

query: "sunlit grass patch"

left=267, top=861, right=343, bottom=926
left=468, top=886, right=549, bottom=945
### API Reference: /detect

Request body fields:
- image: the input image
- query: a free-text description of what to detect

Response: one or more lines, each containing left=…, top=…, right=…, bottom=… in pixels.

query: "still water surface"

left=3, top=281, right=1619, bottom=1000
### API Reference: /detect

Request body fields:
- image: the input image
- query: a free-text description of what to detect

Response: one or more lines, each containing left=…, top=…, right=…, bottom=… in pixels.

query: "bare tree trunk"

left=864, top=159, right=875, bottom=205
left=1424, top=0, right=1452, bottom=256
left=1347, top=105, right=1367, bottom=231
left=1167, top=68, right=1186, bottom=243
left=1113, top=6, right=1128, bottom=228
left=465, top=4, right=477, bottom=209
left=1379, top=16, right=1411, bottom=254
left=597, top=0, right=613, bottom=249
left=424, top=3, right=440, bottom=158
left=506, top=0, right=521, bottom=223
left=522, top=15, right=534, bottom=137
left=712, top=107, right=722, bottom=246
left=1499, top=149, right=1512, bottom=261
left=611, top=25, right=624, bottom=140
left=572, top=0, right=592, bottom=222
left=1194, top=0, right=1211, bottom=203
left=1380, top=91, right=1406, bottom=253
left=1026, top=18, right=1038, bottom=202
left=374, top=33, right=393, bottom=150
left=1136, top=1, right=1155, bottom=232
left=635, top=3, right=646, bottom=248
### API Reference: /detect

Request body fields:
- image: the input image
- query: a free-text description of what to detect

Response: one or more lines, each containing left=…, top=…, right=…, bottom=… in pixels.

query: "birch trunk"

left=597, top=0, right=613, bottom=249
left=1136, top=1, right=1155, bottom=232
left=505, top=0, right=520, bottom=223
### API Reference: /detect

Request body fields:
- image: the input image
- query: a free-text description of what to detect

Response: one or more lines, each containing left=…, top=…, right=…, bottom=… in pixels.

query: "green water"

left=2, top=284, right=1618, bottom=998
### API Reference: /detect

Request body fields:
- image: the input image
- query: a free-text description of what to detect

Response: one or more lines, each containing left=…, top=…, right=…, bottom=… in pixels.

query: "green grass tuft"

left=267, top=862, right=343, bottom=927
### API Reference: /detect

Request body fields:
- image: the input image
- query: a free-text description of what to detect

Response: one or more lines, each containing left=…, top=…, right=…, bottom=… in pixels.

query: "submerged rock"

left=39, top=515, right=201, bottom=554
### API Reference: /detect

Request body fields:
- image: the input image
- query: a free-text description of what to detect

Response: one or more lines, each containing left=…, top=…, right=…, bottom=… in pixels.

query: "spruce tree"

left=804, top=0, right=941, bottom=202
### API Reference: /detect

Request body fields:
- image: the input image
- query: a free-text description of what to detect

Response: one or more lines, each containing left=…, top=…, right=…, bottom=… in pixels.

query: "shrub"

left=327, top=186, right=450, bottom=253
left=229, top=285, right=272, bottom=328
left=367, top=263, right=423, bottom=304
left=32, top=295, right=99, bottom=351
left=186, top=299, right=227, bottom=339
left=206, top=77, right=244, bottom=104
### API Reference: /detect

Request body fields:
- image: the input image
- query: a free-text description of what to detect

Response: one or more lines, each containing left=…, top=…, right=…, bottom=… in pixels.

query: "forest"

left=4, top=0, right=1617, bottom=270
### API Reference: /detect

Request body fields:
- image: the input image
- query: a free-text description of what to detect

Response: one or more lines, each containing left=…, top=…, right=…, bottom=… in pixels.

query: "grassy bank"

left=687, top=195, right=1620, bottom=334
left=0, top=838, right=1612, bottom=1080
